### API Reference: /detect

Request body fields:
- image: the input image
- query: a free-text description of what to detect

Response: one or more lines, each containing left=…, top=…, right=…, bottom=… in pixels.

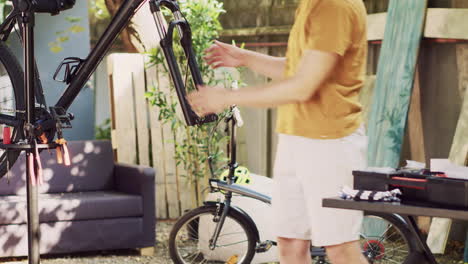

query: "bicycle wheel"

left=169, top=205, right=257, bottom=264
left=360, top=212, right=418, bottom=264
left=312, top=212, right=418, bottom=264
left=0, top=41, right=25, bottom=178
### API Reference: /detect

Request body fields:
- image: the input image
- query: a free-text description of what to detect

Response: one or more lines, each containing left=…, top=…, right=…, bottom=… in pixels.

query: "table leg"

left=402, top=215, right=438, bottom=264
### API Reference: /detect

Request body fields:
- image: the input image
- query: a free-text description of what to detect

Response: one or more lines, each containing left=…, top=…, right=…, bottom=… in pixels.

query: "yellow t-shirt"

left=276, top=0, right=367, bottom=139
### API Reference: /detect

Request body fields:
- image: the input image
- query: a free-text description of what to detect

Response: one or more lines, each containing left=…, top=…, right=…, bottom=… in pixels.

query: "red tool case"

left=353, top=170, right=468, bottom=208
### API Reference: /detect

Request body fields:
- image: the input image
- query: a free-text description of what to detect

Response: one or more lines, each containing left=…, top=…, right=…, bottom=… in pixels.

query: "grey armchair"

left=0, top=140, right=155, bottom=257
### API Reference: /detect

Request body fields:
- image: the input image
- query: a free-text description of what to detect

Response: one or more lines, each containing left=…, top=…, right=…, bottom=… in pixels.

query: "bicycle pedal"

left=49, top=107, right=73, bottom=129
left=256, top=240, right=274, bottom=253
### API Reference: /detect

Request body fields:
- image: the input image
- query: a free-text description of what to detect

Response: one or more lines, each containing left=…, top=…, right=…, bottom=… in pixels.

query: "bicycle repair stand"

left=0, top=7, right=58, bottom=264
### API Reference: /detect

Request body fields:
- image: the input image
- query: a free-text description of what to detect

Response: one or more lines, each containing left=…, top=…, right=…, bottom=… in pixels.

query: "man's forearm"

left=242, top=49, right=286, bottom=81
left=225, top=77, right=311, bottom=109
left=225, top=50, right=338, bottom=109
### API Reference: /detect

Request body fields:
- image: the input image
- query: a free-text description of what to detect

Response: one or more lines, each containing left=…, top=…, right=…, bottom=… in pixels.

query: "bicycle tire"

left=0, top=41, right=25, bottom=178
left=361, top=212, right=419, bottom=264
left=312, top=212, right=418, bottom=264
left=169, top=205, right=257, bottom=264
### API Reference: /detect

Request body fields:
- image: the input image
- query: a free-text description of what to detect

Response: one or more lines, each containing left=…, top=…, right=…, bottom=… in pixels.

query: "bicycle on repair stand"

left=0, top=0, right=217, bottom=263
left=0, top=0, right=418, bottom=264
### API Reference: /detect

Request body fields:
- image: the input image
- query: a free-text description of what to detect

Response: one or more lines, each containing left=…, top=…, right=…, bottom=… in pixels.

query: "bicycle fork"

left=148, top=0, right=218, bottom=127
left=209, top=198, right=232, bottom=250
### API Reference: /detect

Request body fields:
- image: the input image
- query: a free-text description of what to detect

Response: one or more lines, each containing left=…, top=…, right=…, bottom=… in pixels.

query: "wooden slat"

left=153, top=62, right=180, bottom=219
left=451, top=45, right=468, bottom=165
left=424, top=8, right=468, bottom=39
left=154, top=64, right=180, bottom=219
left=407, top=69, right=426, bottom=163
left=164, top=127, right=180, bottom=219
left=221, top=25, right=292, bottom=37
left=146, top=60, right=168, bottom=220
left=133, top=56, right=150, bottom=166
left=450, top=75, right=468, bottom=166
left=172, top=89, right=190, bottom=213
left=177, top=128, right=195, bottom=213
left=107, top=54, right=139, bottom=164
left=368, top=9, right=468, bottom=41
left=367, top=0, right=428, bottom=167
left=456, top=45, right=468, bottom=102
left=407, top=69, right=431, bottom=234
left=367, top=13, right=387, bottom=41
left=427, top=218, right=452, bottom=254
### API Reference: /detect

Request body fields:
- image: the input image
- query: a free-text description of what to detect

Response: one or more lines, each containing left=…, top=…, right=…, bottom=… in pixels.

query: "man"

left=188, top=0, right=369, bottom=263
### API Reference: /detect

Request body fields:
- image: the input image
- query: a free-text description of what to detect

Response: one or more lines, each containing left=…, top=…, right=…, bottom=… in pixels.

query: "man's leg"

left=325, top=240, right=369, bottom=264
left=277, top=237, right=312, bottom=264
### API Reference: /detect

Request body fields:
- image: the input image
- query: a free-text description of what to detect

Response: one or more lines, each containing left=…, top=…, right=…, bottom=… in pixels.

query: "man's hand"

left=187, top=86, right=230, bottom=116
left=205, top=40, right=286, bottom=80
left=204, top=41, right=246, bottom=69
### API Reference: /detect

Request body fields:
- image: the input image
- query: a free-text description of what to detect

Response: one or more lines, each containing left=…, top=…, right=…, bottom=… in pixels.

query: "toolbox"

left=353, top=169, right=468, bottom=207
left=426, top=177, right=468, bottom=208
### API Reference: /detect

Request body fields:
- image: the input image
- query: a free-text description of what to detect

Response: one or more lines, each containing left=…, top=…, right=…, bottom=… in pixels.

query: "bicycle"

left=0, top=0, right=217, bottom=263
left=0, top=0, right=218, bottom=177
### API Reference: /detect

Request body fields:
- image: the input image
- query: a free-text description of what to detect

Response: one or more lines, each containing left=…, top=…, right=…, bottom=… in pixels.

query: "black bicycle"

left=0, top=0, right=218, bottom=177
left=0, top=0, right=218, bottom=263
left=0, top=1, right=420, bottom=264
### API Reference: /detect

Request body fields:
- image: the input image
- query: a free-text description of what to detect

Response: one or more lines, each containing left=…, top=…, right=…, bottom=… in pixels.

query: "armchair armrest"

left=114, top=163, right=155, bottom=195
left=114, top=163, right=156, bottom=247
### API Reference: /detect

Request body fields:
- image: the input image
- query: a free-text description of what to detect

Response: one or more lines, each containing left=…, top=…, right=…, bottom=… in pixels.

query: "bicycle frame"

left=0, top=0, right=217, bottom=128
left=209, top=179, right=271, bottom=204
left=0, top=1, right=218, bottom=263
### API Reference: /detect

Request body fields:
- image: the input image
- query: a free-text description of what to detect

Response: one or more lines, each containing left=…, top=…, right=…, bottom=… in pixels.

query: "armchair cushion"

left=0, top=191, right=143, bottom=224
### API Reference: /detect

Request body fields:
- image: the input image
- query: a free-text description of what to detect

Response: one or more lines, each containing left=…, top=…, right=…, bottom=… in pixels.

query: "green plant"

left=95, top=118, right=112, bottom=140
left=0, top=0, right=9, bottom=22
left=89, top=0, right=110, bottom=21
left=146, top=0, right=244, bottom=205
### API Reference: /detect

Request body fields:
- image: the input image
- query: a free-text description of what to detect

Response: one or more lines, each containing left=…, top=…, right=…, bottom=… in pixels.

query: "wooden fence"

left=107, top=53, right=252, bottom=219
left=107, top=53, right=184, bottom=219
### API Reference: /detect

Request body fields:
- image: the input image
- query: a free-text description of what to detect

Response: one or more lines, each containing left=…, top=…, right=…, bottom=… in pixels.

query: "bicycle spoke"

left=361, top=216, right=412, bottom=264
left=173, top=210, right=252, bottom=264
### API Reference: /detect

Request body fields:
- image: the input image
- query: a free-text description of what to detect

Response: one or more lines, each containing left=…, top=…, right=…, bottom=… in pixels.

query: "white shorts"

left=272, top=126, right=368, bottom=247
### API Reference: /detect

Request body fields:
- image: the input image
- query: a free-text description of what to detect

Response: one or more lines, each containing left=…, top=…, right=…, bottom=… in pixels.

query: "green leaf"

left=69, top=25, right=85, bottom=33
left=49, top=45, right=63, bottom=53
left=65, top=16, right=82, bottom=23
left=57, top=36, right=70, bottom=42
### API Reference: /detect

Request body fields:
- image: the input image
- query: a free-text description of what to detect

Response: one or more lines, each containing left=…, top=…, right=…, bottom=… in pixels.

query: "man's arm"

left=227, top=49, right=338, bottom=108
left=189, top=49, right=340, bottom=115
left=241, top=49, right=286, bottom=81
left=205, top=41, right=286, bottom=81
